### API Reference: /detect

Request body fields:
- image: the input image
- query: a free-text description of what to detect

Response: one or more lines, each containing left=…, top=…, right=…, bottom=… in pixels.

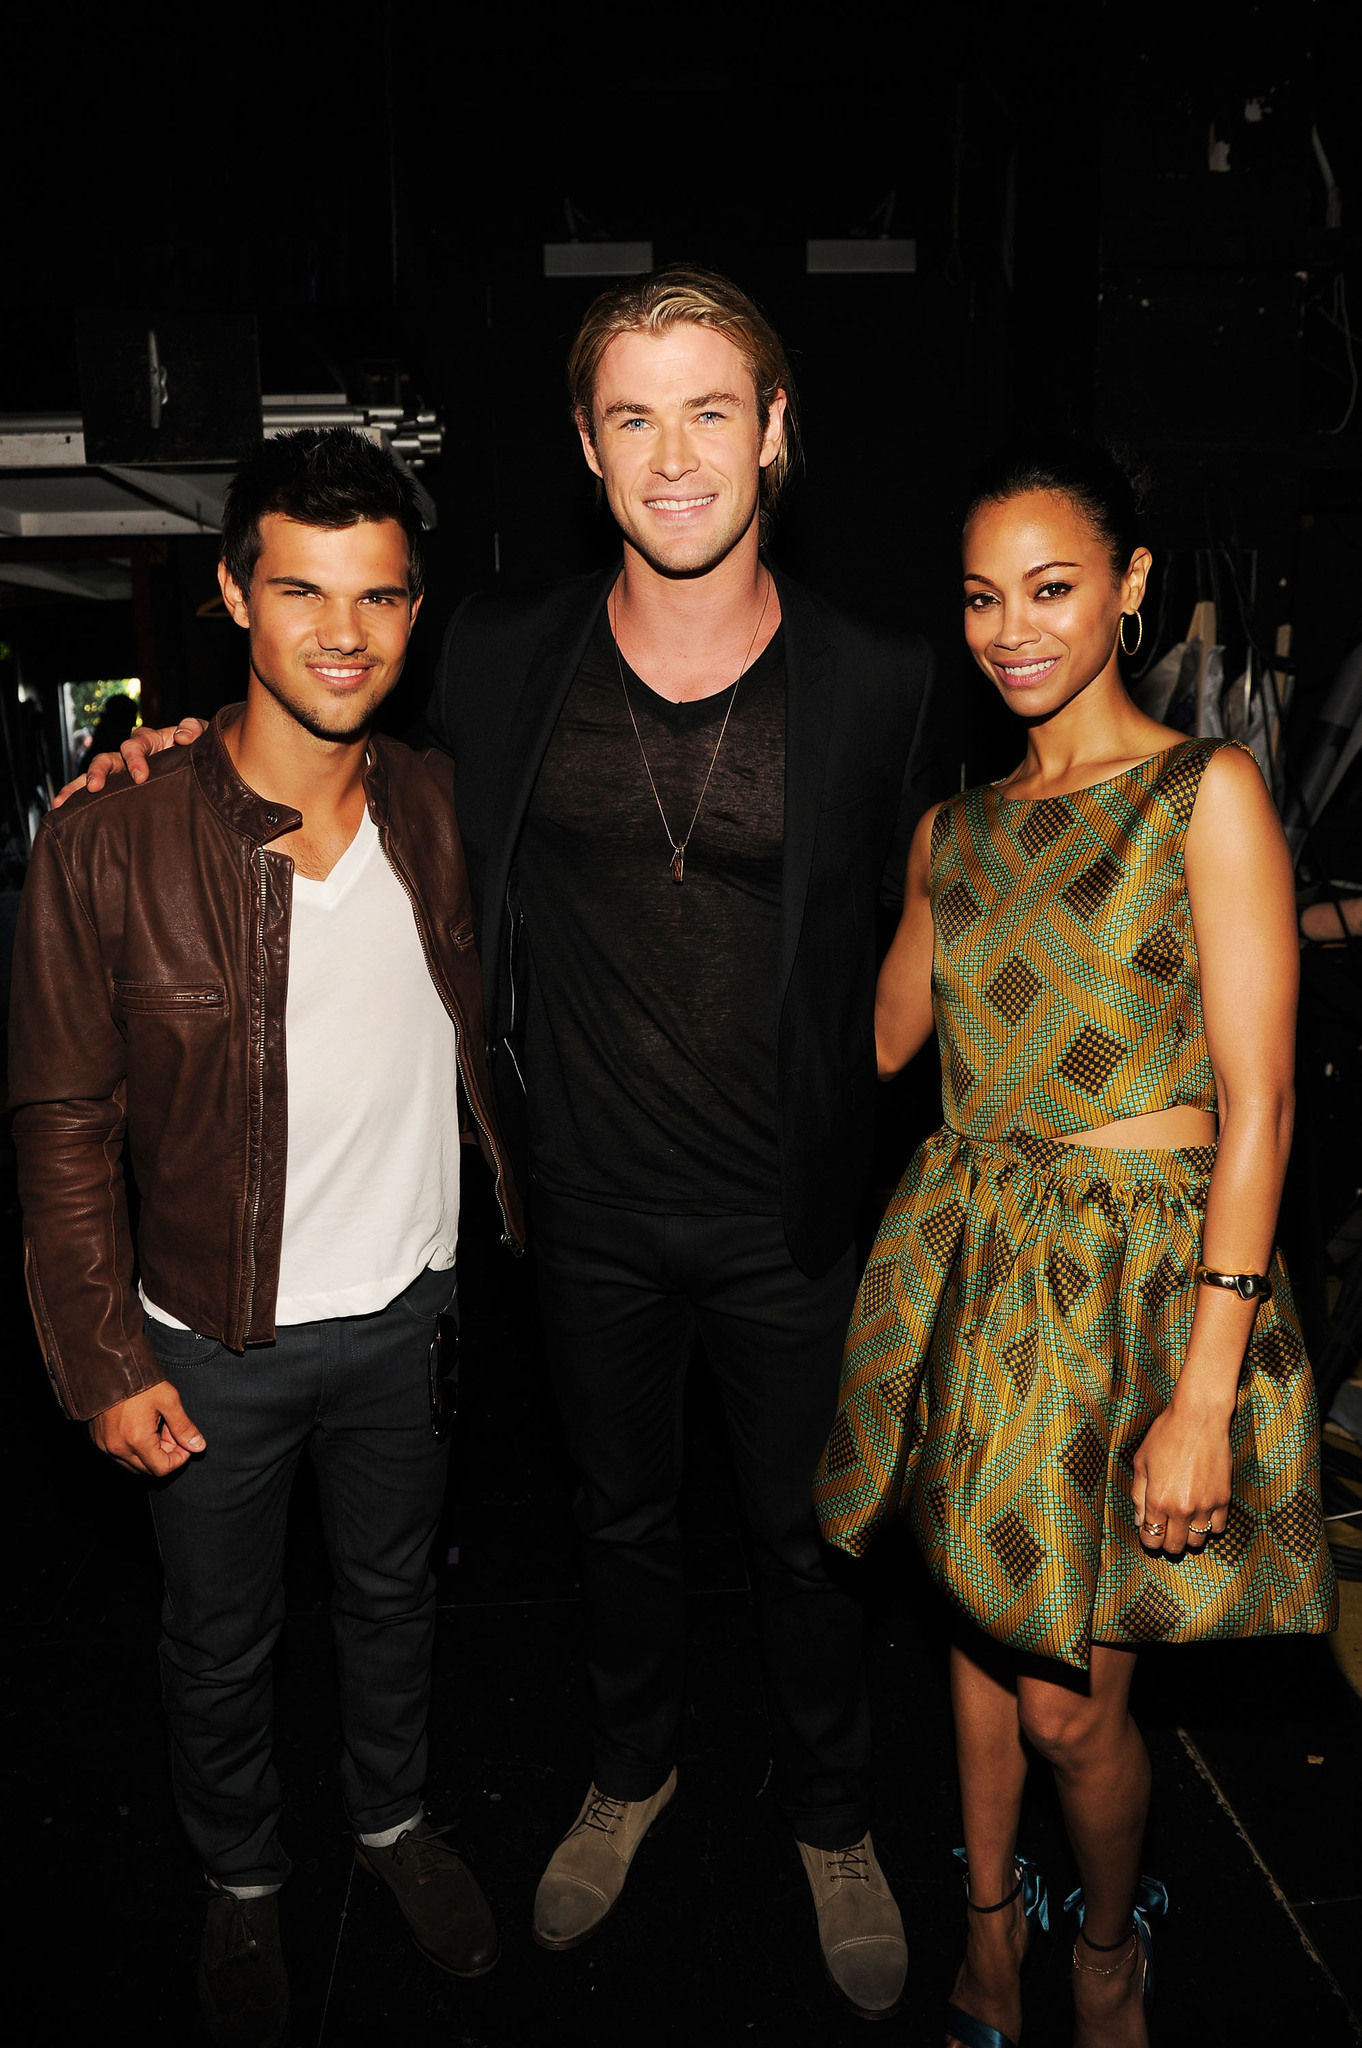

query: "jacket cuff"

left=24, top=1241, right=164, bottom=1423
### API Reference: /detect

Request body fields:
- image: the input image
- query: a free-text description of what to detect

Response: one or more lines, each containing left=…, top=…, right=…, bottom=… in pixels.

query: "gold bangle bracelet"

left=1194, top=1264, right=1273, bottom=1302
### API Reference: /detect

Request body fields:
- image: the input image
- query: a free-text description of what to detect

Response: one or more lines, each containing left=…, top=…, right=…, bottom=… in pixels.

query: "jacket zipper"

left=241, top=847, right=269, bottom=1330
left=504, top=876, right=527, bottom=1095
left=506, top=876, right=520, bottom=1035
left=115, top=987, right=224, bottom=1006
left=384, top=842, right=521, bottom=1250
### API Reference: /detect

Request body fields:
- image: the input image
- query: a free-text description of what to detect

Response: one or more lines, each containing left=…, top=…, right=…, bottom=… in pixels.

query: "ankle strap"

left=966, top=1872, right=1023, bottom=1915
left=1079, top=1918, right=1135, bottom=1952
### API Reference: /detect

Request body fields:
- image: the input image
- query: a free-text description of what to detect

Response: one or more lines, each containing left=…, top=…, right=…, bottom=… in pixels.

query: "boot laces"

left=206, top=1890, right=262, bottom=1959
left=578, top=1789, right=629, bottom=1836
left=827, top=1841, right=872, bottom=1882
left=391, top=1820, right=459, bottom=1884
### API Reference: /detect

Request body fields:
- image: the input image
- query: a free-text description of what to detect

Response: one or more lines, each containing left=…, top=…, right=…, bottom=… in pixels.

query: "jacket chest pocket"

left=448, top=918, right=476, bottom=954
left=112, top=980, right=228, bottom=1017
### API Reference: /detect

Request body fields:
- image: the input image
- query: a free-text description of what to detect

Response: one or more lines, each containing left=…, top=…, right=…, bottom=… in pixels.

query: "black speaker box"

left=76, top=312, right=262, bottom=464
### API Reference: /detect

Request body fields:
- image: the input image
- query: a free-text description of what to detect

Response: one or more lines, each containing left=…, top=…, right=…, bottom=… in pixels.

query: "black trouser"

left=144, top=1265, right=455, bottom=1889
left=533, top=1190, right=870, bottom=1850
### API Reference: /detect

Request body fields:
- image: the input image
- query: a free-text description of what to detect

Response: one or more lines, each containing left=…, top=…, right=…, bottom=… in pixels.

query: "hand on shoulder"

left=53, top=719, right=209, bottom=806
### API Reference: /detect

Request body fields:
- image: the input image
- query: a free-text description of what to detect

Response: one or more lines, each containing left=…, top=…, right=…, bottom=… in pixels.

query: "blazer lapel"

left=775, top=569, right=836, bottom=1016
left=486, top=565, right=617, bottom=924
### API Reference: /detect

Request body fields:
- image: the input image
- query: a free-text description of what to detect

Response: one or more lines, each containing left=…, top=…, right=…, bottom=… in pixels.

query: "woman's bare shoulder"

left=1195, top=738, right=1274, bottom=806
left=1185, top=741, right=1284, bottom=863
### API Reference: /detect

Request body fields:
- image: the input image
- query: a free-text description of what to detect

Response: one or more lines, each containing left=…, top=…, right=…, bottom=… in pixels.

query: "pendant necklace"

left=612, top=572, right=772, bottom=884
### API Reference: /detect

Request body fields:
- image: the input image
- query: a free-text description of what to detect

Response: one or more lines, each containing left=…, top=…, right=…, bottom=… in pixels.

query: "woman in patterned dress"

left=814, top=445, right=1336, bottom=2048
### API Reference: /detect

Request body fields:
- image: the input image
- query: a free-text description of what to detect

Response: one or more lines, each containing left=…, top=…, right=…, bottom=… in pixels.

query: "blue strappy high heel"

left=1064, top=1875, right=1169, bottom=2019
left=944, top=1849, right=1049, bottom=2048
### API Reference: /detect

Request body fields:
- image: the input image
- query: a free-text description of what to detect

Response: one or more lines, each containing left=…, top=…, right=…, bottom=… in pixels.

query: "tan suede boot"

left=797, top=1832, right=907, bottom=2020
left=532, top=1770, right=678, bottom=1950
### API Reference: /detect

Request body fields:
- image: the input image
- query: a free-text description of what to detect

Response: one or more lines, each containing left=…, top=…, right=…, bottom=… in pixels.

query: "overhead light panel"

left=543, top=242, right=653, bottom=278
left=806, top=239, right=916, bottom=275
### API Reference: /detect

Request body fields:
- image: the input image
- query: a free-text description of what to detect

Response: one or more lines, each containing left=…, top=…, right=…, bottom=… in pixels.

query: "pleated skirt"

left=814, top=1127, right=1338, bottom=1670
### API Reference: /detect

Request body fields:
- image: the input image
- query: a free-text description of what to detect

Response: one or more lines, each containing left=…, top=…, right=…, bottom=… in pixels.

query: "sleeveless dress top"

left=815, top=739, right=1336, bottom=1670
left=932, top=741, right=1219, bottom=1138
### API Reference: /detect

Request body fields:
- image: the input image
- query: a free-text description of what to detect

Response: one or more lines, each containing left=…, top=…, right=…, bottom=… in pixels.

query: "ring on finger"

left=1188, top=1523, right=1213, bottom=1536
left=1141, top=1521, right=1165, bottom=1538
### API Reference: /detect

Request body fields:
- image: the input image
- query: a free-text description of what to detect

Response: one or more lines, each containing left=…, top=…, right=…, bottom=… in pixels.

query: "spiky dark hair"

left=220, top=427, right=425, bottom=597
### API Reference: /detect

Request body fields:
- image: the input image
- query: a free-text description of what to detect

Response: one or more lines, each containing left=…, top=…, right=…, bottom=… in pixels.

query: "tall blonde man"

left=79, top=270, right=935, bottom=2021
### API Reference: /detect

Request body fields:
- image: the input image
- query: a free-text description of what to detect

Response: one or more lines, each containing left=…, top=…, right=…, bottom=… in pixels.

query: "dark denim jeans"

left=144, top=1265, right=455, bottom=1887
left=532, top=1191, right=870, bottom=1849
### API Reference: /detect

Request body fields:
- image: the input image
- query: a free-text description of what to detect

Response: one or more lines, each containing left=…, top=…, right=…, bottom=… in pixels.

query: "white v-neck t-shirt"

left=144, top=807, right=461, bottom=1329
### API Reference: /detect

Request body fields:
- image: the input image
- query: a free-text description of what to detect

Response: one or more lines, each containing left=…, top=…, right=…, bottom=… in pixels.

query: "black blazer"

left=424, top=561, right=936, bottom=1277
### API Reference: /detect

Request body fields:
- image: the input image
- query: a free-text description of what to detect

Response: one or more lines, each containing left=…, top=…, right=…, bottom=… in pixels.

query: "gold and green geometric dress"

left=814, top=739, right=1338, bottom=1671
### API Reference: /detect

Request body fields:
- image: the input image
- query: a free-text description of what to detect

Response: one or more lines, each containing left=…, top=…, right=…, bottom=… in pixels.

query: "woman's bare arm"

left=1133, top=746, right=1299, bottom=1553
left=875, top=803, right=940, bottom=1078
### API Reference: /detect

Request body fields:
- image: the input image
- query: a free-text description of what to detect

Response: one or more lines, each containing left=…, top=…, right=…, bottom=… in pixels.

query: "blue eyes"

left=620, top=412, right=725, bottom=430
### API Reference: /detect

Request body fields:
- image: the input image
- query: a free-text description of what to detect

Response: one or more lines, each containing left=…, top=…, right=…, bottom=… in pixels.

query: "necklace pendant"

left=670, top=846, right=685, bottom=884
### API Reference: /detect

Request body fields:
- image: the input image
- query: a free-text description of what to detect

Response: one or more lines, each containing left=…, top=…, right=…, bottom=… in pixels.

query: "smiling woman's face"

left=962, top=489, right=1148, bottom=720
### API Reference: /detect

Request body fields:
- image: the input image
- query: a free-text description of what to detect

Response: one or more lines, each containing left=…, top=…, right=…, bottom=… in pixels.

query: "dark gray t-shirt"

left=519, top=608, right=786, bottom=1213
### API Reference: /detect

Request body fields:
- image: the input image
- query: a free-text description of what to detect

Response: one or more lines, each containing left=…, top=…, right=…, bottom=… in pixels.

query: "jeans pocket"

left=142, top=1317, right=226, bottom=1371
left=391, top=1264, right=458, bottom=1325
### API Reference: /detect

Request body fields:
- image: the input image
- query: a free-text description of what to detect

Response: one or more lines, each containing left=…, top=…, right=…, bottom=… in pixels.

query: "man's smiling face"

left=578, top=324, right=786, bottom=578
left=219, top=514, right=420, bottom=742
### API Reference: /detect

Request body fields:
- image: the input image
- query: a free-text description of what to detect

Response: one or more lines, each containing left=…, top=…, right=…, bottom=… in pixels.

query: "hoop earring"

left=1119, top=611, right=1143, bottom=656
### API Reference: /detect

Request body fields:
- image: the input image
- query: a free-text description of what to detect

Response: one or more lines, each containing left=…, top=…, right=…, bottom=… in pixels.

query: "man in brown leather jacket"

left=9, top=429, right=522, bottom=2048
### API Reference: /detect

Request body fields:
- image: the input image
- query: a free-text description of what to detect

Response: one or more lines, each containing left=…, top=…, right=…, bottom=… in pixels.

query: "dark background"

left=4, top=7, right=1359, bottom=759
left=3, top=8, right=1360, bottom=2044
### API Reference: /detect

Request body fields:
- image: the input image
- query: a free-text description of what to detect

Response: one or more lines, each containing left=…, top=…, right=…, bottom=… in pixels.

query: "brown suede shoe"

left=532, top=1770, right=678, bottom=1950
left=197, top=1887, right=290, bottom=2048
left=355, top=1819, right=499, bottom=1977
left=797, top=1832, right=907, bottom=2020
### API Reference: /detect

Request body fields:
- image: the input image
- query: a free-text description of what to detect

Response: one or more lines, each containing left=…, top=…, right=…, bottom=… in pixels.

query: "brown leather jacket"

left=8, top=708, right=524, bottom=1421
